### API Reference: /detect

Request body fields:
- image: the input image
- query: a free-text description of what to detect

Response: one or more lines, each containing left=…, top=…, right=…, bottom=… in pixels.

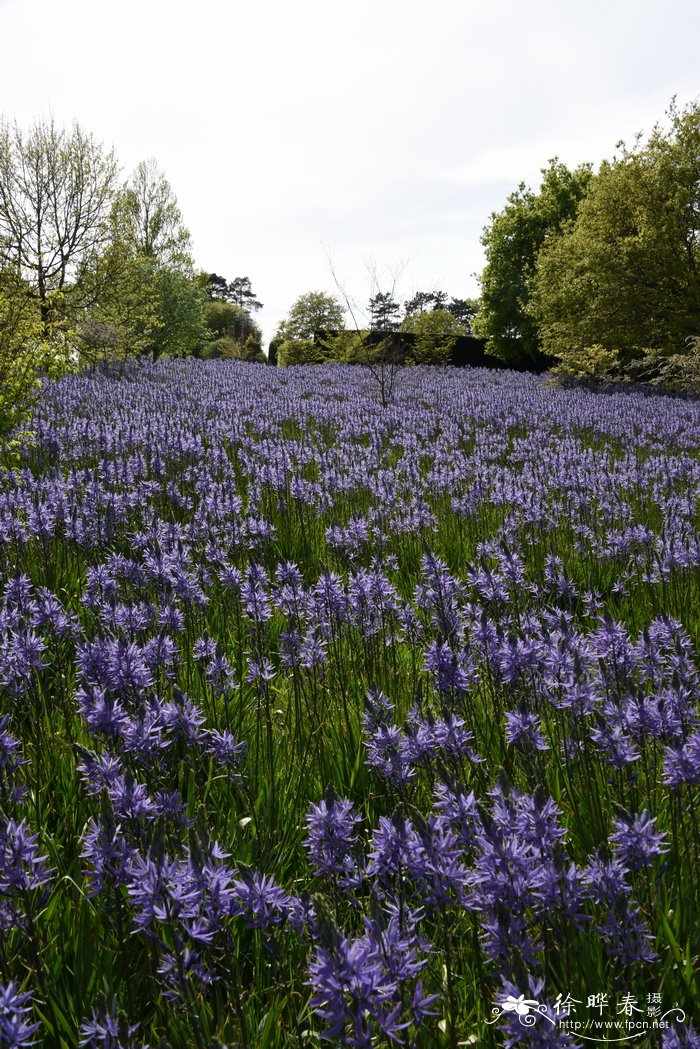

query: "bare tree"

left=326, top=252, right=408, bottom=408
left=0, top=116, right=119, bottom=330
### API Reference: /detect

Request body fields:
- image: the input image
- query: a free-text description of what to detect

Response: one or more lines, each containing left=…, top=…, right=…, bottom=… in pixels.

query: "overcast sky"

left=1, top=0, right=698, bottom=344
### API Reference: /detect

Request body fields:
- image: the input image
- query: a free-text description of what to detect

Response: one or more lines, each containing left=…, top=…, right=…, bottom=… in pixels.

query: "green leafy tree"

left=635, top=337, right=700, bottom=392
left=474, top=158, right=592, bottom=363
left=76, top=199, right=164, bottom=365
left=267, top=333, right=284, bottom=366
left=402, top=291, right=478, bottom=332
left=199, top=273, right=263, bottom=311
left=0, top=270, right=72, bottom=446
left=529, top=100, right=700, bottom=376
left=403, top=290, right=449, bottom=316
left=81, top=175, right=204, bottom=362
left=368, top=290, right=401, bottom=331
left=400, top=308, right=467, bottom=364
left=148, top=266, right=208, bottom=359
left=201, top=272, right=229, bottom=300
left=0, top=116, right=119, bottom=332
left=119, top=159, right=193, bottom=270
left=77, top=251, right=162, bottom=366
left=227, top=276, right=263, bottom=312
left=277, top=291, right=345, bottom=342
left=446, top=297, right=479, bottom=331
left=203, top=300, right=263, bottom=360
left=277, top=338, right=328, bottom=366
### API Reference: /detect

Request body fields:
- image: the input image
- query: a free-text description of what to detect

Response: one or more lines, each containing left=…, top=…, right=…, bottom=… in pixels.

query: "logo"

left=486, top=989, right=687, bottom=1042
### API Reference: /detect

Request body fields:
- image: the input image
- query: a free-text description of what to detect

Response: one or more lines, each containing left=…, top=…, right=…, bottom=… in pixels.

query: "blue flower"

left=0, top=982, right=39, bottom=1047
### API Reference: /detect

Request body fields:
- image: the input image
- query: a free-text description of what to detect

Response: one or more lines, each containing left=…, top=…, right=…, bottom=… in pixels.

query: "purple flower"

left=363, top=722, right=415, bottom=788
left=107, top=773, right=157, bottom=824
left=595, top=900, right=658, bottom=964
left=205, top=649, right=237, bottom=696
left=0, top=818, right=55, bottom=894
left=76, top=750, right=124, bottom=796
left=499, top=976, right=581, bottom=1048
left=432, top=783, right=482, bottom=850
left=0, top=716, right=27, bottom=804
left=160, top=690, right=207, bottom=746
left=304, top=793, right=363, bottom=883
left=308, top=914, right=433, bottom=1047
left=505, top=709, right=550, bottom=751
left=79, top=994, right=142, bottom=1048
left=81, top=812, right=135, bottom=897
left=156, top=945, right=216, bottom=999
left=0, top=717, right=23, bottom=773
left=0, top=982, right=40, bottom=1048
left=423, top=640, right=476, bottom=693
left=308, top=935, right=400, bottom=1046
left=230, top=870, right=295, bottom=929
left=663, top=730, right=700, bottom=788
left=366, top=813, right=427, bottom=889
left=662, top=1022, right=700, bottom=1049
left=204, top=729, right=247, bottom=771
left=245, top=655, right=277, bottom=684
left=126, top=851, right=193, bottom=931
left=609, top=809, right=669, bottom=870
left=193, top=636, right=217, bottom=662
left=241, top=566, right=272, bottom=624
left=581, top=853, right=632, bottom=903
left=419, top=816, right=471, bottom=906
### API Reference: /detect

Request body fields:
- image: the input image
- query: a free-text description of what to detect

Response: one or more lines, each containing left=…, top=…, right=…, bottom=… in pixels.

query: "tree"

left=403, top=290, right=448, bottom=316
left=368, top=290, right=401, bottom=331
left=203, top=300, right=263, bottom=360
left=474, top=158, right=592, bottom=363
left=529, top=100, right=700, bottom=375
left=201, top=273, right=229, bottom=301
left=325, top=257, right=409, bottom=406
left=277, top=291, right=345, bottom=343
left=400, top=308, right=467, bottom=364
left=267, top=333, right=284, bottom=366
left=634, top=337, right=700, bottom=392
left=227, top=276, right=263, bottom=312
left=402, top=291, right=477, bottom=332
left=0, top=116, right=119, bottom=331
left=277, top=338, right=327, bottom=366
left=0, top=269, right=72, bottom=445
left=76, top=195, right=165, bottom=366
left=446, top=297, right=479, bottom=331
left=76, top=249, right=162, bottom=366
left=148, top=266, right=208, bottom=359
left=199, top=273, right=263, bottom=310
left=119, top=159, right=192, bottom=269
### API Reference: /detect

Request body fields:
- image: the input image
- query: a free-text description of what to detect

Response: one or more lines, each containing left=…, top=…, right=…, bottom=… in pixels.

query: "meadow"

left=0, top=359, right=699, bottom=1048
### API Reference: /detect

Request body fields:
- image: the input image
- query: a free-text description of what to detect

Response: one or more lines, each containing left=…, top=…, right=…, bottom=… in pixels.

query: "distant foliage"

left=0, top=273, right=72, bottom=447
left=118, top=158, right=193, bottom=270
left=277, top=336, right=325, bottom=365
left=201, top=273, right=263, bottom=311
left=276, top=291, right=345, bottom=342
left=474, top=158, right=592, bottom=364
left=0, top=115, right=119, bottom=329
left=531, top=100, right=700, bottom=380
left=204, top=301, right=263, bottom=361
left=400, top=308, right=466, bottom=364
left=631, top=337, right=700, bottom=393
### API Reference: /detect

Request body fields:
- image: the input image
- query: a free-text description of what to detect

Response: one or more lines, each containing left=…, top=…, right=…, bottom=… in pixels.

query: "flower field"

left=0, top=359, right=699, bottom=1048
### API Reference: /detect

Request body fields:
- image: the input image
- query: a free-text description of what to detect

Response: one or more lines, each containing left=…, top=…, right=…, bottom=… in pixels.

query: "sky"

left=1, top=0, right=698, bottom=346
